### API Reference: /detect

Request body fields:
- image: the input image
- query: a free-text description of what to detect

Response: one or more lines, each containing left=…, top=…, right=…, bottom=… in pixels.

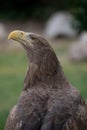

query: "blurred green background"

left=0, top=0, right=87, bottom=130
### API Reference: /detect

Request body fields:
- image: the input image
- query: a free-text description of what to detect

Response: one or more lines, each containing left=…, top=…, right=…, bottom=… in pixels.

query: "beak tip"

left=8, top=32, right=14, bottom=40
left=8, top=31, right=17, bottom=40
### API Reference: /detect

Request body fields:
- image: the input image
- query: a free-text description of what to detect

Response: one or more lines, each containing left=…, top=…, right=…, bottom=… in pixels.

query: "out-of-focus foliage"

left=0, top=0, right=87, bottom=30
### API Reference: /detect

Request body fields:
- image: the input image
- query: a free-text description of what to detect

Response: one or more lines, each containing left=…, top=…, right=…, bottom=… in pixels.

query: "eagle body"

left=5, top=30, right=87, bottom=130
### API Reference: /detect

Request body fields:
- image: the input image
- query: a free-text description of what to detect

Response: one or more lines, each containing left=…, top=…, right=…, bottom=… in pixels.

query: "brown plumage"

left=5, top=30, right=87, bottom=130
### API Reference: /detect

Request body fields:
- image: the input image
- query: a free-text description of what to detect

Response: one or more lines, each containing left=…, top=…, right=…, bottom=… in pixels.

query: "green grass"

left=0, top=43, right=87, bottom=130
left=0, top=50, right=27, bottom=130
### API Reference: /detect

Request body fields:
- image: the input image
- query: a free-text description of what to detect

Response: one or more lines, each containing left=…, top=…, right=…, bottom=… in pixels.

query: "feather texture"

left=5, top=31, right=87, bottom=130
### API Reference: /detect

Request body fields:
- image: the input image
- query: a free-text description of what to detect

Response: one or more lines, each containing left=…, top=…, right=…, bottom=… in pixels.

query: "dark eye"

left=30, top=36, right=35, bottom=40
left=29, top=34, right=38, bottom=42
left=30, top=36, right=38, bottom=43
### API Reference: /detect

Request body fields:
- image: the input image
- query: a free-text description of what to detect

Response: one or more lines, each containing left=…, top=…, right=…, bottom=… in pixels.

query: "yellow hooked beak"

left=8, top=30, right=26, bottom=41
left=8, top=30, right=35, bottom=49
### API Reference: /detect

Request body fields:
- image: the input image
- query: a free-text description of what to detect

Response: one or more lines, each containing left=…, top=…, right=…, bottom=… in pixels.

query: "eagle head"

left=8, top=30, right=52, bottom=54
left=8, top=30, right=61, bottom=84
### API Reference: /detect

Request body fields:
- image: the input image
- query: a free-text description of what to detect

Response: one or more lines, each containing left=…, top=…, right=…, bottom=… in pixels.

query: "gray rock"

left=69, top=32, right=87, bottom=61
left=44, top=12, right=78, bottom=39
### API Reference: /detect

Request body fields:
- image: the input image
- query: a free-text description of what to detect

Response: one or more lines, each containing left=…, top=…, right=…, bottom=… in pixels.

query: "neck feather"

left=23, top=46, right=69, bottom=90
left=23, top=59, right=69, bottom=90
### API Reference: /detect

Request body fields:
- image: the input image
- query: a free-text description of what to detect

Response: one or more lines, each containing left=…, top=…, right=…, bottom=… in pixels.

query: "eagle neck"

left=23, top=60, right=69, bottom=90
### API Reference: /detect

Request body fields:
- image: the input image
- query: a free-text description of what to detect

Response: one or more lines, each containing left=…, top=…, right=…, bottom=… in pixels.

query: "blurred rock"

left=44, top=12, right=78, bottom=39
left=0, top=23, right=7, bottom=41
left=69, top=32, right=87, bottom=61
left=79, top=32, right=87, bottom=43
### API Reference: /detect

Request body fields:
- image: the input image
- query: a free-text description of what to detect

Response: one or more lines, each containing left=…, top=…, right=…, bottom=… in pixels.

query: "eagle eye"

left=30, top=36, right=36, bottom=40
